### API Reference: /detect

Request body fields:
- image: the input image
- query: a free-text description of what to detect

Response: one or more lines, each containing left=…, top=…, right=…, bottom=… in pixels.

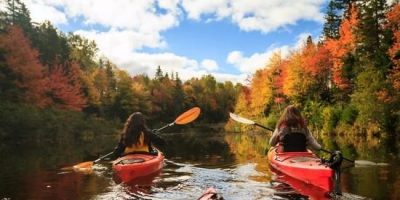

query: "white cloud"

left=75, top=29, right=167, bottom=53
left=227, top=50, right=271, bottom=73
left=24, top=0, right=68, bottom=25
left=181, top=0, right=230, bottom=20
left=27, top=0, right=181, bottom=33
left=182, top=0, right=326, bottom=33
left=201, top=59, right=219, bottom=71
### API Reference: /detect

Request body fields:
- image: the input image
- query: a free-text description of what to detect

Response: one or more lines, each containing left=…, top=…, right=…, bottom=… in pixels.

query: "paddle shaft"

left=94, top=151, right=114, bottom=163
left=155, top=122, right=175, bottom=132
left=255, top=123, right=274, bottom=132
left=320, top=148, right=355, bottom=163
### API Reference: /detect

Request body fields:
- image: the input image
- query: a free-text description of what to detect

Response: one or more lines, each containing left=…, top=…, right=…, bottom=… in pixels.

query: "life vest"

left=124, top=132, right=149, bottom=153
left=277, top=126, right=307, bottom=153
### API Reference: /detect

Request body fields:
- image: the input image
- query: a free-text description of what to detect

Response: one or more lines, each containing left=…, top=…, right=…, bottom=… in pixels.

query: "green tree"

left=2, top=0, right=35, bottom=38
left=356, top=0, right=391, bottom=71
left=172, top=72, right=185, bottom=116
left=112, top=69, right=136, bottom=121
left=67, top=33, right=98, bottom=74
left=351, top=66, right=387, bottom=132
left=155, top=65, right=163, bottom=81
left=322, top=0, right=343, bottom=39
left=35, top=21, right=71, bottom=67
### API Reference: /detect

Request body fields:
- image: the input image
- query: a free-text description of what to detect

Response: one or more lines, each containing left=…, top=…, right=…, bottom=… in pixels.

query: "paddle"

left=70, top=107, right=201, bottom=170
left=155, top=107, right=201, bottom=132
left=229, top=112, right=367, bottom=165
left=71, top=152, right=114, bottom=170
left=229, top=112, right=274, bottom=132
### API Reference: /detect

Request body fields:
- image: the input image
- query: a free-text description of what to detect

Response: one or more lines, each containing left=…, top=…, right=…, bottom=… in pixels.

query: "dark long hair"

left=276, top=105, right=306, bottom=129
left=122, top=112, right=150, bottom=147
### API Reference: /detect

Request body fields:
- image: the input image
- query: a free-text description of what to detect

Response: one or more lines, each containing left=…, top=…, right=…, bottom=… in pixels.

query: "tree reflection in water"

left=0, top=130, right=398, bottom=199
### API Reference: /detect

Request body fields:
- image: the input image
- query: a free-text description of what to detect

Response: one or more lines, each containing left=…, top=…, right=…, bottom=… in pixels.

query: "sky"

left=22, top=0, right=329, bottom=84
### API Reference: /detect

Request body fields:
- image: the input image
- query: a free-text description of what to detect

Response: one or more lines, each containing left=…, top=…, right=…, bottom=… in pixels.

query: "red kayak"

left=271, top=167, right=333, bottom=199
left=112, top=148, right=164, bottom=183
left=267, top=147, right=343, bottom=195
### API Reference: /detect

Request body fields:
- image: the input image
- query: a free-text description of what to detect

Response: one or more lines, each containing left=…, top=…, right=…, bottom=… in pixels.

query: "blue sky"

left=22, top=0, right=329, bottom=84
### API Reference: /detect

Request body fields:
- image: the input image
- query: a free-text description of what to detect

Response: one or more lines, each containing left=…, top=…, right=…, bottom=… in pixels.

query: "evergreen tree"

left=2, top=0, right=36, bottom=39
left=35, top=21, right=71, bottom=67
left=356, top=0, right=391, bottom=71
left=155, top=65, right=163, bottom=81
left=323, top=0, right=343, bottom=39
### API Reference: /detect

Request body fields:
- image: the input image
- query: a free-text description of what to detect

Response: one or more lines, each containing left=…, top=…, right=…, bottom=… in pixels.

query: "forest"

left=231, top=0, right=400, bottom=136
left=0, top=0, right=399, bottom=142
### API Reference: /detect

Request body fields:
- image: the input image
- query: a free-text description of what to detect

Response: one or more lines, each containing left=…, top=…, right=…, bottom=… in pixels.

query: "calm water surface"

left=0, top=130, right=399, bottom=200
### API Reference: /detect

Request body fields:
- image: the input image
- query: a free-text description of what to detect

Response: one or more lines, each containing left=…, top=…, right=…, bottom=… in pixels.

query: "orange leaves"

left=325, top=5, right=359, bottom=89
left=304, top=45, right=331, bottom=77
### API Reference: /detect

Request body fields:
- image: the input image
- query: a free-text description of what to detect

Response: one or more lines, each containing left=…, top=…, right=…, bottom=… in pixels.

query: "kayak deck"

left=112, top=149, right=164, bottom=183
left=268, top=147, right=334, bottom=192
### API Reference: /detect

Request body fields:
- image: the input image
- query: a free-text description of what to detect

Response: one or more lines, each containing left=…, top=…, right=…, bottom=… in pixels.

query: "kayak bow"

left=268, top=147, right=343, bottom=196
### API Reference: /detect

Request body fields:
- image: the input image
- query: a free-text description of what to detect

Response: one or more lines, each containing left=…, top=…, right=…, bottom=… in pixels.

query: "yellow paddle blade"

left=72, top=161, right=94, bottom=169
left=175, top=107, right=201, bottom=124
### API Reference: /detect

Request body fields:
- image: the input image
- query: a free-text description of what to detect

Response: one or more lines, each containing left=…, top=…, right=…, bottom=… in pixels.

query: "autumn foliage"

left=47, top=62, right=87, bottom=111
left=0, top=26, right=50, bottom=107
left=233, top=2, right=400, bottom=133
left=325, top=5, right=359, bottom=89
left=387, top=4, right=400, bottom=92
left=0, top=26, right=87, bottom=111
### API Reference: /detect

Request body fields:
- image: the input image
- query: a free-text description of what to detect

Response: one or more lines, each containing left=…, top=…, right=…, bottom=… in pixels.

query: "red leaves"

left=47, top=62, right=87, bottom=111
left=386, top=4, right=400, bottom=91
left=0, top=26, right=50, bottom=107
left=0, top=25, right=87, bottom=111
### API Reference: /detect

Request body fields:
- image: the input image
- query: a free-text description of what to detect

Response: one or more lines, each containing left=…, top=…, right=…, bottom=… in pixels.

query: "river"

left=0, top=129, right=398, bottom=200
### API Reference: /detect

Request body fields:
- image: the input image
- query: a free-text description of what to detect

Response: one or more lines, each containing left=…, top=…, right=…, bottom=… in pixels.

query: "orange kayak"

left=112, top=148, right=164, bottom=183
left=267, top=147, right=339, bottom=194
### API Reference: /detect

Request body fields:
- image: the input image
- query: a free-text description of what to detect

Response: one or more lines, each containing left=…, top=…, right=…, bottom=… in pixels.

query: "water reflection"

left=0, top=130, right=399, bottom=199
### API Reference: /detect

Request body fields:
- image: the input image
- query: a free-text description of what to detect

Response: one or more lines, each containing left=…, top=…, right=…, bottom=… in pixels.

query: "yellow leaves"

left=282, top=51, right=311, bottom=98
left=250, top=69, right=273, bottom=117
